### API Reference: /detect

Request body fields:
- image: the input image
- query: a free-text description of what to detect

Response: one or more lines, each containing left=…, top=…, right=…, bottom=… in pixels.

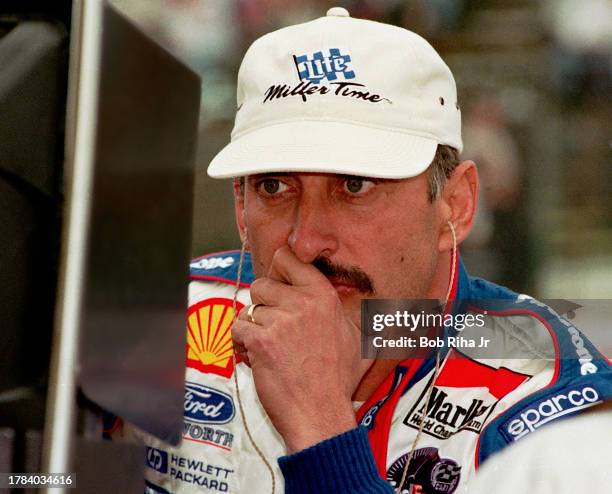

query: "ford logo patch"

left=184, top=382, right=235, bottom=424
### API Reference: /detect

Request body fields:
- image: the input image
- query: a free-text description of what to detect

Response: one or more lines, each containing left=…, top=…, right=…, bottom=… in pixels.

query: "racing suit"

left=108, top=250, right=612, bottom=494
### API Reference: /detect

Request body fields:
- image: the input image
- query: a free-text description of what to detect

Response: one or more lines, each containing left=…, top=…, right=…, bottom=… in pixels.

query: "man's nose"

left=287, top=197, right=338, bottom=264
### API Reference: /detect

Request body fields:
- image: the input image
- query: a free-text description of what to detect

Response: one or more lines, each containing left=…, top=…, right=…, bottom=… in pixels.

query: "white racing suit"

left=105, top=250, right=612, bottom=494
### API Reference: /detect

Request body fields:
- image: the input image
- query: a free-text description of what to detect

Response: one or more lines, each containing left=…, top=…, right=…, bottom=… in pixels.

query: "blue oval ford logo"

left=184, top=382, right=235, bottom=424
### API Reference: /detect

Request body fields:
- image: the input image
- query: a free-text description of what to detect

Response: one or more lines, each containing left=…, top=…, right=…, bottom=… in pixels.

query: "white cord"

left=231, top=183, right=276, bottom=494
left=396, top=221, right=457, bottom=493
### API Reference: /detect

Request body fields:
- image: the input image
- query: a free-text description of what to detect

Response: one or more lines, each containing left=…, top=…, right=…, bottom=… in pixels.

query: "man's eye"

left=258, top=178, right=288, bottom=195
left=343, top=178, right=376, bottom=194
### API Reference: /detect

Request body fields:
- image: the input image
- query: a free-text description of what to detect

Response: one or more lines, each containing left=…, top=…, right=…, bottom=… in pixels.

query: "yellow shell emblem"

left=186, top=297, right=244, bottom=378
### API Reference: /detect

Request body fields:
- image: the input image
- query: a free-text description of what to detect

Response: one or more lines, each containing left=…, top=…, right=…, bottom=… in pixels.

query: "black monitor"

left=0, top=10, right=68, bottom=426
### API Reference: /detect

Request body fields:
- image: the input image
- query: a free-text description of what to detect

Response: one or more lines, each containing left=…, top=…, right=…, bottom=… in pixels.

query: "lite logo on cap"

left=294, top=48, right=355, bottom=85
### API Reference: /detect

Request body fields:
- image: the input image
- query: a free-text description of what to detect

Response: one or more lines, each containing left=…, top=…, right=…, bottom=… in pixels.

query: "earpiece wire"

left=395, top=221, right=457, bottom=493
left=231, top=178, right=276, bottom=493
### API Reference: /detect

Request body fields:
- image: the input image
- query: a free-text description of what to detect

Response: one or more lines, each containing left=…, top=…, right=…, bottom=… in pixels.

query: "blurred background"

left=112, top=0, right=611, bottom=300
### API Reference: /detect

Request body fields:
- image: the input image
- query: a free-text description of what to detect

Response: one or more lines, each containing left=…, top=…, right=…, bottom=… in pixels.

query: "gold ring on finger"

left=247, top=303, right=261, bottom=324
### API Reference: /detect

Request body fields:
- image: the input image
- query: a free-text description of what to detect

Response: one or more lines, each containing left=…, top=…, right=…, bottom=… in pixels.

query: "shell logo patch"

left=186, top=297, right=244, bottom=378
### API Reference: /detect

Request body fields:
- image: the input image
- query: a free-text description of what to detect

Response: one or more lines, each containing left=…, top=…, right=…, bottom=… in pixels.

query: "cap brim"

left=207, top=120, right=438, bottom=179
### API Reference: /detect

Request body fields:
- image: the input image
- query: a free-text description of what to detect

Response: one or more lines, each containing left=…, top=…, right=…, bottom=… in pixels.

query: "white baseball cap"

left=208, top=7, right=462, bottom=179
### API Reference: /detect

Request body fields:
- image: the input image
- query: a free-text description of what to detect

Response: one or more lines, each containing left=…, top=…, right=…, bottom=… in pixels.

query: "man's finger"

left=231, top=320, right=255, bottom=367
left=231, top=319, right=256, bottom=348
left=237, top=303, right=282, bottom=327
left=250, top=277, right=303, bottom=307
left=233, top=338, right=248, bottom=355
left=267, top=245, right=328, bottom=286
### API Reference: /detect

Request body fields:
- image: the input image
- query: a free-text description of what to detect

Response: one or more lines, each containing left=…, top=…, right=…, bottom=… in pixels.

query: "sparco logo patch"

left=501, top=384, right=601, bottom=442
left=184, top=382, right=235, bottom=424
left=387, top=448, right=461, bottom=494
left=403, top=383, right=496, bottom=439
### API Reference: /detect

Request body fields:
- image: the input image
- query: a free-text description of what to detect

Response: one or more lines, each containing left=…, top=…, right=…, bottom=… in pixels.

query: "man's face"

left=234, top=172, right=444, bottom=319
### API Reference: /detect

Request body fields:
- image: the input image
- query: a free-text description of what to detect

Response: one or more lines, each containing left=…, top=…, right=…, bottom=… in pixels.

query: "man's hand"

left=232, top=246, right=372, bottom=453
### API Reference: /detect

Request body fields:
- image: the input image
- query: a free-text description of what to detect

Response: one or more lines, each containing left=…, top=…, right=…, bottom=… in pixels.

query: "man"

left=120, top=7, right=611, bottom=494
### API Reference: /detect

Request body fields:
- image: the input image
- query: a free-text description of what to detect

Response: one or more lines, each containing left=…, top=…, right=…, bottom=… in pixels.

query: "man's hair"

left=428, top=144, right=460, bottom=201
left=235, top=144, right=459, bottom=201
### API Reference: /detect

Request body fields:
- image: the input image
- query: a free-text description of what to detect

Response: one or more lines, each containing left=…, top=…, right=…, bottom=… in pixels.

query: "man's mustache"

left=312, top=257, right=375, bottom=295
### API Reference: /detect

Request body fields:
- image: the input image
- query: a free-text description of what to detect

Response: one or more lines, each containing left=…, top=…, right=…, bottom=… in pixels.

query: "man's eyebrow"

left=248, top=173, right=290, bottom=179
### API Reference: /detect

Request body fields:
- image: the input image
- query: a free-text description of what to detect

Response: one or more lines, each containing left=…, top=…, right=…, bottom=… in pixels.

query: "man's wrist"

left=283, top=404, right=357, bottom=453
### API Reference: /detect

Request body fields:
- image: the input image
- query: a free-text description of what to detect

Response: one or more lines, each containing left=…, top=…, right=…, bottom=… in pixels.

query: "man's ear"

left=233, top=177, right=248, bottom=245
left=438, top=160, right=479, bottom=252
